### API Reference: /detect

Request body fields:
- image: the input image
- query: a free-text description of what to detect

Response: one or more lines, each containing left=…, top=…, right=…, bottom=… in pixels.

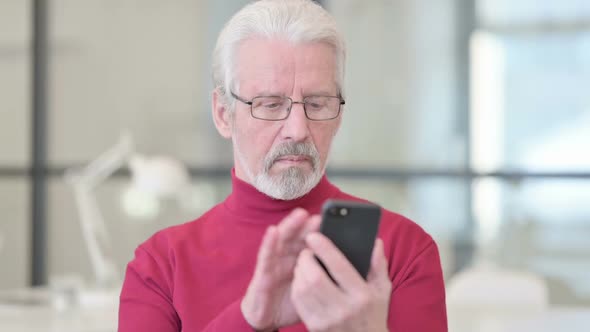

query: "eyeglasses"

left=230, top=91, right=345, bottom=121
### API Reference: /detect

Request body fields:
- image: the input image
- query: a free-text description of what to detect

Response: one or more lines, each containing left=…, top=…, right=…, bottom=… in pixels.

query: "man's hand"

left=291, top=234, right=392, bottom=332
left=241, top=208, right=321, bottom=331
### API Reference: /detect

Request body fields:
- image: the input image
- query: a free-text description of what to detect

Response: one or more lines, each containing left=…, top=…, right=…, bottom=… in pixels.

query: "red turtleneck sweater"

left=118, top=171, right=447, bottom=331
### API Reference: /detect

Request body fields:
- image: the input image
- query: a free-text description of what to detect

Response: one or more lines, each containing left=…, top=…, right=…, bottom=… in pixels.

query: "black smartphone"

left=318, top=199, right=382, bottom=280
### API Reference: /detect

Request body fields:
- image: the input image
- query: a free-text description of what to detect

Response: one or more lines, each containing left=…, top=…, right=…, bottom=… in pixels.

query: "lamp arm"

left=77, top=135, right=133, bottom=189
left=64, top=133, right=132, bottom=287
left=72, top=185, right=118, bottom=286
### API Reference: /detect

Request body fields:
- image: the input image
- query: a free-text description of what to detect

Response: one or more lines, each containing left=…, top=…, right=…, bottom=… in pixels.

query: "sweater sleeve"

left=118, top=245, right=181, bottom=332
left=387, top=240, right=448, bottom=332
left=118, top=244, right=257, bottom=332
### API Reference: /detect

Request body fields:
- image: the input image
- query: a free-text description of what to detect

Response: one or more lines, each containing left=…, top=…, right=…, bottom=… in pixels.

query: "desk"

left=0, top=305, right=117, bottom=332
left=0, top=287, right=118, bottom=332
left=449, top=306, right=590, bottom=332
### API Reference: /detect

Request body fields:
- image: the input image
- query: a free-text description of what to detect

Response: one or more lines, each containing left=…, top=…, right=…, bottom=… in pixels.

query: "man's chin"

left=254, top=163, right=322, bottom=200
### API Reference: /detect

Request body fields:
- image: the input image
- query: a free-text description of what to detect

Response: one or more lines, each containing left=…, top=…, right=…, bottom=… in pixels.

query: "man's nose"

left=281, top=102, right=311, bottom=142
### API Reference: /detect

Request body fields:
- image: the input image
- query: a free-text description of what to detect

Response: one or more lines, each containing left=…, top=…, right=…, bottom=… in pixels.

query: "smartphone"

left=318, top=199, right=382, bottom=280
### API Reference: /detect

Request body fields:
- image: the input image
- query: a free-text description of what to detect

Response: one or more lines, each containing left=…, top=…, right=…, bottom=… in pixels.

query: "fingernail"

left=307, top=215, right=320, bottom=226
left=293, top=207, right=308, bottom=216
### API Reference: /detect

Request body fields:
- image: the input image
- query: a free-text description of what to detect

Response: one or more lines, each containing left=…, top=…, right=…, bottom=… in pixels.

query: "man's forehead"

left=234, top=39, right=338, bottom=95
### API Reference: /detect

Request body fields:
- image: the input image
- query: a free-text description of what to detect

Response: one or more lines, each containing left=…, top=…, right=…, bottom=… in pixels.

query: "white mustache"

left=264, top=142, right=320, bottom=171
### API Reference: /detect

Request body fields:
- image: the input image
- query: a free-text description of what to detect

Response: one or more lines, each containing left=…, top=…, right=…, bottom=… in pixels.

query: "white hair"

left=212, top=0, right=346, bottom=105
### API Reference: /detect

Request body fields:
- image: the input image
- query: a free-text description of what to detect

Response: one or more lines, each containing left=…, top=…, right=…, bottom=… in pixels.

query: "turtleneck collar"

left=224, top=168, right=340, bottom=224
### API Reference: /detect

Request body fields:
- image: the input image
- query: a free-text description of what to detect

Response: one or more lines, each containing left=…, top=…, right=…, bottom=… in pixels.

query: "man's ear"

left=212, top=89, right=233, bottom=139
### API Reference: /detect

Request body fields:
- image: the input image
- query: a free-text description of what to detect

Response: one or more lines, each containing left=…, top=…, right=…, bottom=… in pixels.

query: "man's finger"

left=292, top=248, right=342, bottom=310
left=367, top=238, right=390, bottom=288
left=277, top=208, right=309, bottom=242
left=301, top=215, right=321, bottom=235
left=254, top=225, right=279, bottom=276
left=284, top=215, right=322, bottom=255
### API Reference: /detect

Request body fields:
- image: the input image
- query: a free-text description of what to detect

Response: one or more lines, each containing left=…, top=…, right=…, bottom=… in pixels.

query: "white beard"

left=233, top=138, right=323, bottom=200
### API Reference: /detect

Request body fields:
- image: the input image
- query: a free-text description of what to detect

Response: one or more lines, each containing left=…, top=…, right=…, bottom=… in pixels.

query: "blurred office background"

left=1, top=0, right=589, bottom=331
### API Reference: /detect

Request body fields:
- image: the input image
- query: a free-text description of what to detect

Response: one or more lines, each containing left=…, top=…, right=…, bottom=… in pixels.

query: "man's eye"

left=263, top=103, right=281, bottom=109
left=307, top=102, right=324, bottom=110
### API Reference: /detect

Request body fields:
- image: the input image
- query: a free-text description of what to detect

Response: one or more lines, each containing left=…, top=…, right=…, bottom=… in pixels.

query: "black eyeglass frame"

left=230, top=91, right=345, bottom=121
